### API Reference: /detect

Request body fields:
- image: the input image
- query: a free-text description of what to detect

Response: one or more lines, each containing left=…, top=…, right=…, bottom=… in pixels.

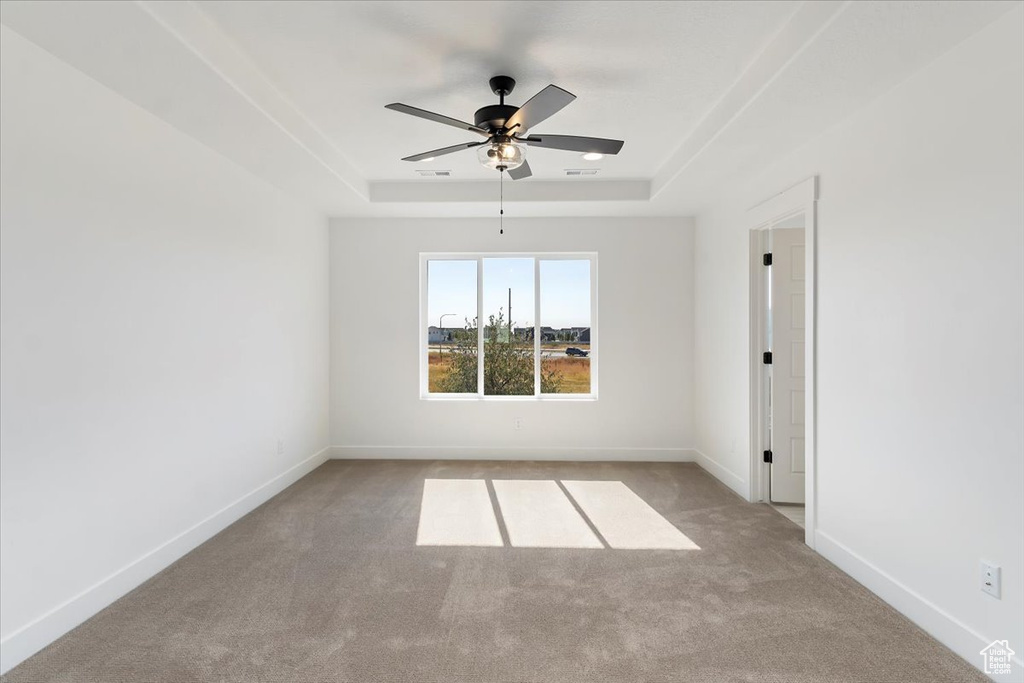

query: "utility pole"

left=508, top=287, right=512, bottom=339
left=439, top=313, right=456, bottom=360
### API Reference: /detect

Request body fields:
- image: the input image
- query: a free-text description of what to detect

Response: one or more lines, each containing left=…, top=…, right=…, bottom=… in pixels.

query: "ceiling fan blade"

left=508, top=160, right=532, bottom=180
left=520, top=134, right=624, bottom=155
left=401, top=140, right=488, bottom=162
left=385, top=103, right=490, bottom=137
left=504, top=85, right=575, bottom=134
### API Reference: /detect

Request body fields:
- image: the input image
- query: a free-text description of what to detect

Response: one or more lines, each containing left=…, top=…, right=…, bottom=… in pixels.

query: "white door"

left=769, top=227, right=806, bottom=503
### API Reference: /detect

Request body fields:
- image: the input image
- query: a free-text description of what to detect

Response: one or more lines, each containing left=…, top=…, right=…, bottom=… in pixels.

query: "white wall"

left=330, top=217, right=694, bottom=460
left=0, top=27, right=329, bottom=672
left=694, top=8, right=1023, bottom=676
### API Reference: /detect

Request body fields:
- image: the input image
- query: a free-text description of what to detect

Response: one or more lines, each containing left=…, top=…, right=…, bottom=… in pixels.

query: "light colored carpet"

left=1, top=460, right=986, bottom=682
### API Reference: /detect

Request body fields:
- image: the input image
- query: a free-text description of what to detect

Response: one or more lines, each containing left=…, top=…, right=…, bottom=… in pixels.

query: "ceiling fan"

left=385, top=76, right=624, bottom=180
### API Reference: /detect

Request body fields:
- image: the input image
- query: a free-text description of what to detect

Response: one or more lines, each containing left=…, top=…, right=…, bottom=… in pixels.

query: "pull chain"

left=499, top=168, right=504, bottom=235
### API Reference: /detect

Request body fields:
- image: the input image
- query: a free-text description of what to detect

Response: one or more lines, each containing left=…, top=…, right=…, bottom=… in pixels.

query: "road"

left=430, top=346, right=591, bottom=359
left=538, top=349, right=590, bottom=358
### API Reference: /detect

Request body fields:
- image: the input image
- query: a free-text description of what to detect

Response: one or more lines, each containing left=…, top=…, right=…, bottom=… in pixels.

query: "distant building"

left=467, top=325, right=590, bottom=344
left=427, top=326, right=457, bottom=344
left=537, top=326, right=590, bottom=343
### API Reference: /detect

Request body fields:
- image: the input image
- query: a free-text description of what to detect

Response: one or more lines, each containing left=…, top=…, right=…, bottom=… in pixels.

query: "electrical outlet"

left=513, top=417, right=523, bottom=431
left=276, top=439, right=285, bottom=456
left=981, top=561, right=1001, bottom=599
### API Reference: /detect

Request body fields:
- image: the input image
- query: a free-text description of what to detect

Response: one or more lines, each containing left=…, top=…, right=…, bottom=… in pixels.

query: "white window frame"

left=420, top=252, right=598, bottom=401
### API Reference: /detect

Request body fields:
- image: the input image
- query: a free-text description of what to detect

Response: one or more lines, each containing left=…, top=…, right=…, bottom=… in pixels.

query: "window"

left=422, top=253, right=597, bottom=399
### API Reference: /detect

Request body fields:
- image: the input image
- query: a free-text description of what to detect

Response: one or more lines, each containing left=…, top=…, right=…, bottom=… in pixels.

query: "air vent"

left=416, top=170, right=451, bottom=177
left=565, top=169, right=599, bottom=176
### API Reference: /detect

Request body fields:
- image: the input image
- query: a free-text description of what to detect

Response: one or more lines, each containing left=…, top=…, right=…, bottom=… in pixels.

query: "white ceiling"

left=0, top=0, right=1017, bottom=217
left=199, top=0, right=800, bottom=182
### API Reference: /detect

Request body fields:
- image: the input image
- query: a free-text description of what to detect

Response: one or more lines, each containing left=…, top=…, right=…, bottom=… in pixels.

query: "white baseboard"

left=691, top=448, right=749, bottom=499
left=815, top=530, right=1023, bottom=681
left=330, top=445, right=697, bottom=462
left=0, top=447, right=331, bottom=675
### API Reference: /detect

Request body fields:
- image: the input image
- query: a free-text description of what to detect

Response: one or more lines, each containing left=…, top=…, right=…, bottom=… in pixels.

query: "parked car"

left=565, top=347, right=589, bottom=357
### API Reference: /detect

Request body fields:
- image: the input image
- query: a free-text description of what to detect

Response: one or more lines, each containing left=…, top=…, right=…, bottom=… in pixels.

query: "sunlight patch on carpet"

left=416, top=479, right=503, bottom=546
left=491, top=479, right=604, bottom=548
left=417, top=478, right=699, bottom=550
left=562, top=480, right=700, bottom=549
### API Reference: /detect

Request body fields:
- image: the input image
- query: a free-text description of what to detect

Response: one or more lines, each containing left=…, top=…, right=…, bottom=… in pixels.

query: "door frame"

left=747, top=176, right=818, bottom=548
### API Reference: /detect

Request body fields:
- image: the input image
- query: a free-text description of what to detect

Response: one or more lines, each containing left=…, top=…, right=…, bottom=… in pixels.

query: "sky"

left=428, top=258, right=591, bottom=330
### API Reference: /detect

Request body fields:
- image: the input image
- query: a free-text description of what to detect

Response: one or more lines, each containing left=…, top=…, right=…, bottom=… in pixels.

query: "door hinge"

left=763, top=252, right=772, bottom=266
left=763, top=450, right=773, bottom=463
left=763, top=351, right=773, bottom=365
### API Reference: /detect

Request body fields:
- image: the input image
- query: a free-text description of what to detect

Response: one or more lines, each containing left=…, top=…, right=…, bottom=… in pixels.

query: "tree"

left=437, top=318, right=479, bottom=394
left=439, top=309, right=562, bottom=394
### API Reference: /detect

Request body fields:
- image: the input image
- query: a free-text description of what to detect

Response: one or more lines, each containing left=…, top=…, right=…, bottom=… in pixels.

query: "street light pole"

left=439, top=313, right=456, bottom=360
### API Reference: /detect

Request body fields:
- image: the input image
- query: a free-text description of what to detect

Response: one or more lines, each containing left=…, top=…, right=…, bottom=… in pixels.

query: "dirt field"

left=428, top=351, right=590, bottom=394
left=428, top=352, right=456, bottom=393
left=540, top=356, right=591, bottom=393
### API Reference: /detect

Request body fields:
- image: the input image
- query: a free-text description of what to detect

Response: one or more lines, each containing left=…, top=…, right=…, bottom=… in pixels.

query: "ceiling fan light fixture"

left=582, top=152, right=603, bottom=161
left=478, top=140, right=525, bottom=171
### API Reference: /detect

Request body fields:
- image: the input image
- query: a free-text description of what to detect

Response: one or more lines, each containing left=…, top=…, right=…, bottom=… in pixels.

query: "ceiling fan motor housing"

left=475, top=75, right=519, bottom=132
left=474, top=104, right=518, bottom=133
